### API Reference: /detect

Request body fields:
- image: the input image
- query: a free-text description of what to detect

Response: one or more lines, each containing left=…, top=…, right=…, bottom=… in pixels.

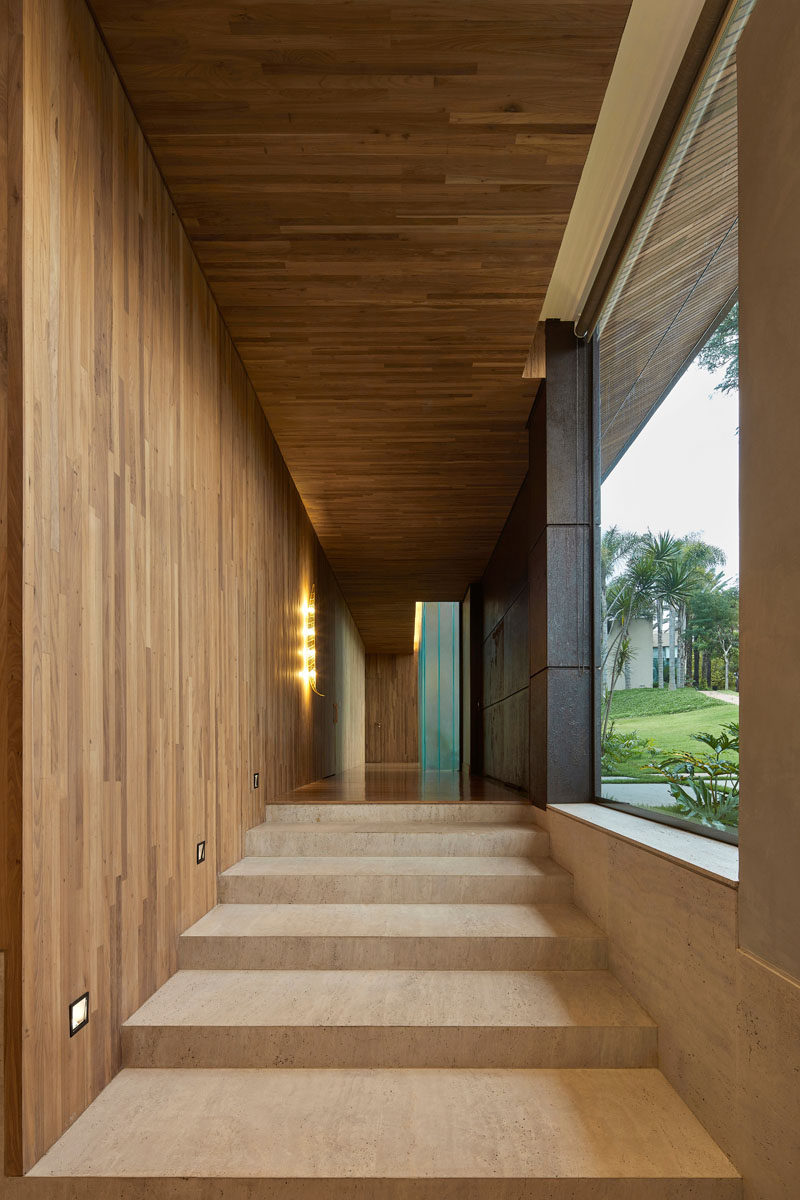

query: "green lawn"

left=608, top=688, right=728, bottom=718
left=604, top=689, right=738, bottom=781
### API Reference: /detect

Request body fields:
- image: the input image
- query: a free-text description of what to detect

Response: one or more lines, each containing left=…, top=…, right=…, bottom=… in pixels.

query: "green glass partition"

left=418, top=602, right=460, bottom=771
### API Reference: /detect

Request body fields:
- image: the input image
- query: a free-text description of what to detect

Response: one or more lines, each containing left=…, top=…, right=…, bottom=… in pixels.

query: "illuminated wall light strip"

left=301, top=585, right=324, bottom=696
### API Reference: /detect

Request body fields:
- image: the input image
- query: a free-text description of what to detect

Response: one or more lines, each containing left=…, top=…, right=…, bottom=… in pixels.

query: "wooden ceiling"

left=90, top=0, right=630, bottom=651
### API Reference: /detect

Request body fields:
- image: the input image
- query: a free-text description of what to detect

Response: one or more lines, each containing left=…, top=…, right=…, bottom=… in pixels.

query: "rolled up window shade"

left=596, top=0, right=754, bottom=479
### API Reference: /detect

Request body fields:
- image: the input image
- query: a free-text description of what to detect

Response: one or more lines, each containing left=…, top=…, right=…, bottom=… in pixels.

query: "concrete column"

left=528, top=320, right=598, bottom=808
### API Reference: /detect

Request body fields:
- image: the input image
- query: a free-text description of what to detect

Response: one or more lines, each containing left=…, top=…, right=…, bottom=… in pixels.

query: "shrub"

left=652, top=722, right=739, bottom=829
left=602, top=723, right=660, bottom=774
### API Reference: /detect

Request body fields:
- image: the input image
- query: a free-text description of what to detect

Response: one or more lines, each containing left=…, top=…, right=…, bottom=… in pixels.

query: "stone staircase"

left=29, top=799, right=740, bottom=1196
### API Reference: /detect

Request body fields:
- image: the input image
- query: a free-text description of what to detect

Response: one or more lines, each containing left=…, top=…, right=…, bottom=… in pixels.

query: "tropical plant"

left=601, top=723, right=660, bottom=775
left=652, top=721, right=739, bottom=829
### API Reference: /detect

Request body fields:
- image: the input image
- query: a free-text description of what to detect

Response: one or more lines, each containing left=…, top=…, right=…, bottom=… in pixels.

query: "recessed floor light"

left=196, top=840, right=206, bottom=864
left=69, top=992, right=89, bottom=1037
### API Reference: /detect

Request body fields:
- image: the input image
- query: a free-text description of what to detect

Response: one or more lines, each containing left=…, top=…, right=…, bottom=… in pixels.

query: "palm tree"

left=676, top=537, right=727, bottom=688
left=656, top=556, right=694, bottom=689
left=643, top=532, right=685, bottom=689
left=600, top=527, right=644, bottom=693
left=601, top=535, right=684, bottom=740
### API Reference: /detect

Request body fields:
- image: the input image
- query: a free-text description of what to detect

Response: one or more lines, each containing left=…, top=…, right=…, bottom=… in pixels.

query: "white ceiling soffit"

left=541, top=0, right=710, bottom=323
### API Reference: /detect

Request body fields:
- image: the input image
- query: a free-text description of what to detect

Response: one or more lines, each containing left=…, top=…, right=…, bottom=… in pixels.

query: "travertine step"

left=122, top=968, right=657, bottom=1069
left=178, top=902, right=607, bottom=971
left=30, top=1067, right=740, bottom=1197
left=220, top=855, right=572, bottom=904
left=245, top=820, right=549, bottom=858
left=262, top=802, right=536, bottom=825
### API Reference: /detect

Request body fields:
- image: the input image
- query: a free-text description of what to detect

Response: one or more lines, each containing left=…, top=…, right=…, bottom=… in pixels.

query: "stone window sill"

left=545, top=802, right=739, bottom=887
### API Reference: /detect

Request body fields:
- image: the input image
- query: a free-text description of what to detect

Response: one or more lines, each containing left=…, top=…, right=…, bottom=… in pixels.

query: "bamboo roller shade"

left=596, top=0, right=755, bottom=479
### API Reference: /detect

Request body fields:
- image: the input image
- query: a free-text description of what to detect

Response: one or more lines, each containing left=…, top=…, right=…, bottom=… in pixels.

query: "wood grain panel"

left=0, top=0, right=23, bottom=1174
left=365, top=654, right=418, bottom=764
left=87, top=0, right=631, bottom=651
left=18, top=0, right=363, bottom=1169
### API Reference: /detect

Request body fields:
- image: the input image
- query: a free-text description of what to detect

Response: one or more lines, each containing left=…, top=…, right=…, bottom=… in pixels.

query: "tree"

left=657, top=556, right=694, bottom=690
left=600, top=527, right=644, bottom=693
left=644, top=532, right=693, bottom=690
left=674, top=536, right=727, bottom=688
left=688, top=587, right=739, bottom=691
left=602, top=550, right=657, bottom=741
left=601, top=535, right=687, bottom=739
left=697, top=302, right=738, bottom=393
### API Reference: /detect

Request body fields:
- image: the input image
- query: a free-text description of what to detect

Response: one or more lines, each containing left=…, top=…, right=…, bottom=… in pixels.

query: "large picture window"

left=599, top=310, right=739, bottom=840
left=591, top=0, right=752, bottom=841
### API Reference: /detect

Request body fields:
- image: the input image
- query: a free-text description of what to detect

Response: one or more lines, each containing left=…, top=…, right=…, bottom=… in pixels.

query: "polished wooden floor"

left=275, top=765, right=528, bottom=805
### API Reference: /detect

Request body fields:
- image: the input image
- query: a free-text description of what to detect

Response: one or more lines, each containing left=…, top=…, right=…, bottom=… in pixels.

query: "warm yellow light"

left=301, top=585, right=324, bottom=696
left=413, top=601, right=423, bottom=652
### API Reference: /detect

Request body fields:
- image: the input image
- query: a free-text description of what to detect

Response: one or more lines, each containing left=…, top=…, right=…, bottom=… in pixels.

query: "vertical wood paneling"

left=365, top=655, right=418, bottom=764
left=17, top=0, right=364, bottom=1169
left=1, top=0, right=24, bottom=1173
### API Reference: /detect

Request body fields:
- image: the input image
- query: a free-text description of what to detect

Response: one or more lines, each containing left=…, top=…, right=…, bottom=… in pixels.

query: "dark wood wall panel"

left=17, top=0, right=363, bottom=1169
left=365, top=654, right=419, bottom=764
left=481, top=477, right=529, bottom=791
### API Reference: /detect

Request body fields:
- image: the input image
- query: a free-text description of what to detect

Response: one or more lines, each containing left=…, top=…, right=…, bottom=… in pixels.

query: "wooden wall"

left=8, top=0, right=364, bottom=1170
left=738, top=0, right=800, bottom=985
left=481, top=478, right=529, bottom=791
left=1, top=0, right=23, bottom=1175
left=365, top=655, right=419, bottom=764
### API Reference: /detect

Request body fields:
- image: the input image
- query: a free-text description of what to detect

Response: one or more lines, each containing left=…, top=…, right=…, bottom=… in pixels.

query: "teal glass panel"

left=418, top=602, right=460, bottom=771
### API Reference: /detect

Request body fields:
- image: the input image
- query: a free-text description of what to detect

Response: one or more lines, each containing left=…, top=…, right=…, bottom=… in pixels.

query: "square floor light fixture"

left=69, top=992, right=89, bottom=1038
left=196, top=840, right=206, bottom=865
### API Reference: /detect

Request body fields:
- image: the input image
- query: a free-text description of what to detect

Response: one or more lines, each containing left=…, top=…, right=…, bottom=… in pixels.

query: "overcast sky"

left=601, top=360, right=740, bottom=581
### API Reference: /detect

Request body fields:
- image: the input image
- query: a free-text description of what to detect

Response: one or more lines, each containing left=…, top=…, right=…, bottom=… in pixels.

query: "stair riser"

left=245, top=828, right=549, bottom=858
left=178, top=935, right=608, bottom=971
left=262, top=803, right=536, bottom=825
left=218, top=874, right=573, bottom=905
left=122, top=1024, right=657, bottom=1070
left=14, top=1179, right=743, bottom=1199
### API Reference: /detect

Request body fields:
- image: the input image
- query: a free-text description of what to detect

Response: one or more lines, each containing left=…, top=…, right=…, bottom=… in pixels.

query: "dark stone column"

left=463, top=581, right=484, bottom=775
left=528, top=320, right=598, bottom=808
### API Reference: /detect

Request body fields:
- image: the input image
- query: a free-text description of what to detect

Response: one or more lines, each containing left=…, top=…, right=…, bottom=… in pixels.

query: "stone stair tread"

left=224, top=855, right=567, bottom=878
left=181, top=902, right=604, bottom=940
left=124, top=968, right=655, bottom=1030
left=30, top=1067, right=739, bottom=1184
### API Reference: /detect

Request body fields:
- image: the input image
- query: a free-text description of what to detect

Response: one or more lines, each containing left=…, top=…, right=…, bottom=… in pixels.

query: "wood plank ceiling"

left=89, top=0, right=630, bottom=651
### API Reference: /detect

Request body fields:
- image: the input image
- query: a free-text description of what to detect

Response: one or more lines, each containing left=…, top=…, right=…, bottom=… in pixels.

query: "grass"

left=604, top=688, right=738, bottom=781
left=608, top=688, right=728, bottom=718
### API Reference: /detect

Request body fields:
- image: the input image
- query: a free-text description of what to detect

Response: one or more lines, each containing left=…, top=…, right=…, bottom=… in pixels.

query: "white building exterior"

left=603, top=616, right=653, bottom=692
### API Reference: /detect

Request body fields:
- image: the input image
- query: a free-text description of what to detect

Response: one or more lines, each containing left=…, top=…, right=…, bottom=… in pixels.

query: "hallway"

left=2, top=0, right=800, bottom=1194
left=27, top=769, right=737, bottom=1194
